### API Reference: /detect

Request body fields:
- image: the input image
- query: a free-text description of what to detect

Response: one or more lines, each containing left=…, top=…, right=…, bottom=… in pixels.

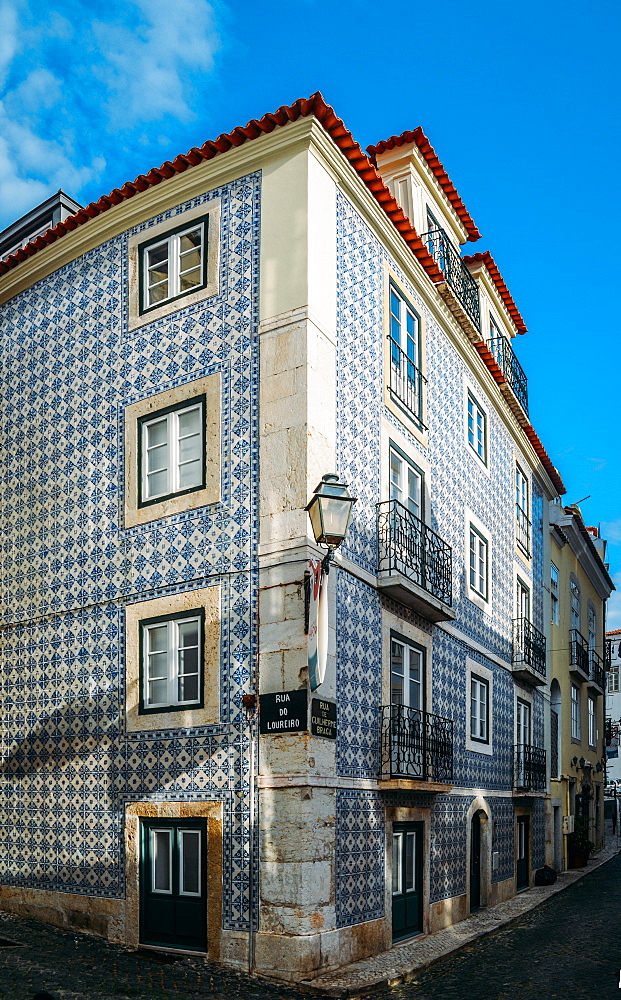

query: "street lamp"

left=306, top=473, right=357, bottom=572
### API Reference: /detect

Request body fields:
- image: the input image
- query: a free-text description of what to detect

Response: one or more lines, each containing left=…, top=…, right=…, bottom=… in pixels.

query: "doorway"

left=392, top=822, right=423, bottom=941
left=516, top=815, right=530, bottom=890
left=470, top=811, right=482, bottom=911
left=140, top=818, right=207, bottom=952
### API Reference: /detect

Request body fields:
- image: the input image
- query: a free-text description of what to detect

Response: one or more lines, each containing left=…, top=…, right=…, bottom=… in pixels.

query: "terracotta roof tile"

left=462, top=250, right=527, bottom=334
left=366, top=128, right=481, bottom=241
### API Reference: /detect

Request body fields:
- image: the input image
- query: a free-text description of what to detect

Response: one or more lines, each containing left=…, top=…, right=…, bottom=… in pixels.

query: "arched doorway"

left=470, top=811, right=482, bottom=911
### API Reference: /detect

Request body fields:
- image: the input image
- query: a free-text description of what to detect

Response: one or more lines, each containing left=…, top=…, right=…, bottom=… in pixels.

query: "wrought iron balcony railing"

left=512, top=618, right=546, bottom=678
left=514, top=744, right=546, bottom=791
left=570, top=629, right=590, bottom=675
left=422, top=227, right=480, bottom=330
left=589, top=649, right=605, bottom=690
left=516, top=505, right=531, bottom=556
left=381, top=704, right=453, bottom=782
left=376, top=499, right=452, bottom=606
left=388, top=337, right=426, bottom=425
left=488, top=336, right=529, bottom=413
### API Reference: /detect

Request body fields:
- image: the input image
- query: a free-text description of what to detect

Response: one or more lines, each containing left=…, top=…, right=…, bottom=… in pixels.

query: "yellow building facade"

left=549, top=503, right=613, bottom=870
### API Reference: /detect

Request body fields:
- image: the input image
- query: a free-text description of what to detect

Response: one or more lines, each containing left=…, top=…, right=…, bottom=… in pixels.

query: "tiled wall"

left=333, top=189, right=546, bottom=924
left=0, top=173, right=261, bottom=930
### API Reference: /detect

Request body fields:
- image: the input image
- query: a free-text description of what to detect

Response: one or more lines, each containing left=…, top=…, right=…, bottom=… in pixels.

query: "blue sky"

left=1, top=0, right=620, bottom=623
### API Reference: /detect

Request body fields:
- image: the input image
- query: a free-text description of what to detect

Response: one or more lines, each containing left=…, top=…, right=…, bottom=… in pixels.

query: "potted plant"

left=567, top=816, right=594, bottom=868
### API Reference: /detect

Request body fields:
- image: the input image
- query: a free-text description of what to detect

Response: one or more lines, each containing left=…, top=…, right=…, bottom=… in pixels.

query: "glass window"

left=588, top=604, right=596, bottom=651
left=516, top=578, right=530, bottom=621
left=608, top=669, right=619, bottom=694
left=550, top=563, right=559, bottom=625
left=142, top=220, right=207, bottom=311
left=141, top=612, right=203, bottom=712
left=516, top=698, right=531, bottom=747
left=469, top=526, right=488, bottom=600
left=515, top=465, right=530, bottom=554
left=390, top=637, right=423, bottom=710
left=389, top=448, right=423, bottom=520
left=570, top=580, right=581, bottom=631
left=140, top=399, right=204, bottom=505
left=470, top=674, right=489, bottom=743
left=571, top=684, right=581, bottom=740
left=467, top=393, right=487, bottom=464
left=588, top=696, right=596, bottom=748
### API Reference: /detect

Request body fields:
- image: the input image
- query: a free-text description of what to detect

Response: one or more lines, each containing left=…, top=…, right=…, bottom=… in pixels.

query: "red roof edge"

left=0, top=92, right=444, bottom=285
left=474, top=341, right=565, bottom=495
left=366, top=128, right=481, bottom=242
left=462, top=250, right=527, bottom=334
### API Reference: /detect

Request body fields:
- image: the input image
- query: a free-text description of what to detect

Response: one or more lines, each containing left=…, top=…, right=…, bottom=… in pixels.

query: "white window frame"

left=466, top=390, right=488, bottom=466
left=142, top=219, right=207, bottom=313
left=469, top=527, right=488, bottom=600
left=466, top=658, right=493, bottom=755
left=390, top=634, right=424, bottom=711
left=588, top=695, right=597, bottom=748
left=151, top=828, right=173, bottom=894
left=571, top=683, right=581, bottom=741
left=608, top=668, right=619, bottom=694
left=470, top=673, right=489, bottom=744
left=465, top=509, right=492, bottom=612
left=179, top=828, right=202, bottom=897
left=141, top=613, right=202, bottom=712
left=389, top=445, right=424, bottom=521
left=515, top=464, right=531, bottom=556
left=140, top=400, right=204, bottom=505
left=550, top=563, right=560, bottom=625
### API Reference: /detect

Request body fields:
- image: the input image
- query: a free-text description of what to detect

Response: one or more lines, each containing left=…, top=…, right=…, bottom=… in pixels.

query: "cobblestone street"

left=0, top=853, right=620, bottom=1000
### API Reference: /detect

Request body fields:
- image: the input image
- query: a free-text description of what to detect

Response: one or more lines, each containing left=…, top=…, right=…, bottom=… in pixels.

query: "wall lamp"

left=306, top=473, right=357, bottom=573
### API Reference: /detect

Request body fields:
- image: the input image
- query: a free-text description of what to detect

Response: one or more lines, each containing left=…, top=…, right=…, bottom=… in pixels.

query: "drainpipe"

left=242, top=682, right=258, bottom=975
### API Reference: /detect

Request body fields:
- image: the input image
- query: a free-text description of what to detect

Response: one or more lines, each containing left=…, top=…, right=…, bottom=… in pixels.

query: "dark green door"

left=470, top=811, right=481, bottom=911
left=392, top=822, right=423, bottom=941
left=516, top=816, right=529, bottom=890
left=140, top=818, right=207, bottom=952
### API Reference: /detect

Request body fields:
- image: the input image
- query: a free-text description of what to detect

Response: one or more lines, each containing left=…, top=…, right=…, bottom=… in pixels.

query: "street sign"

left=259, top=690, right=307, bottom=735
left=311, top=698, right=337, bottom=739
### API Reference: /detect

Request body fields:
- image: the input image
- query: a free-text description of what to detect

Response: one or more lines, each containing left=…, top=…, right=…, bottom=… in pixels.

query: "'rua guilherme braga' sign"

left=259, top=690, right=307, bottom=735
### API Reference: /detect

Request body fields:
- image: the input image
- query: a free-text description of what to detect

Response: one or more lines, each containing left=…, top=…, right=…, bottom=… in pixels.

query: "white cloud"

left=602, top=520, right=621, bottom=546
left=0, top=0, right=220, bottom=230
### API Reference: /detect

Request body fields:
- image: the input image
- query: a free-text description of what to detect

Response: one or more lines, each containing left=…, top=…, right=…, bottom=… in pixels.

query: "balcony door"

left=516, top=699, right=531, bottom=789
left=390, top=635, right=426, bottom=778
left=516, top=816, right=530, bottom=890
left=392, top=822, right=423, bottom=941
left=140, top=818, right=207, bottom=952
left=389, top=448, right=423, bottom=521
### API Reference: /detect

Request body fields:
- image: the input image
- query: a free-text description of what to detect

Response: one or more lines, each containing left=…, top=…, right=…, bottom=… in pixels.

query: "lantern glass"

left=306, top=474, right=356, bottom=548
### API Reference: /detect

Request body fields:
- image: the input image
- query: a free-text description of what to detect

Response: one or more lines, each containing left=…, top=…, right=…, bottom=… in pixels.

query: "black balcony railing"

left=381, top=704, right=453, bottom=782
left=516, top=505, right=531, bottom=556
left=589, top=649, right=605, bottom=690
left=377, top=499, right=452, bottom=606
left=570, top=629, right=590, bottom=674
left=488, top=336, right=529, bottom=413
left=422, top=227, right=480, bottom=330
left=512, top=618, right=546, bottom=677
left=514, top=744, right=546, bottom=791
left=388, top=337, right=426, bottom=424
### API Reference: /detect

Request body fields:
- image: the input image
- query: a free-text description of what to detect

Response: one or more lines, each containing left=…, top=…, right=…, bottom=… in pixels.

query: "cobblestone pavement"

left=0, top=843, right=619, bottom=999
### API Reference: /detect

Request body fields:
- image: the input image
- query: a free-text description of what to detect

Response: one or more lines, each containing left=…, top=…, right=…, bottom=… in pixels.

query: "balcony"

left=516, top=506, right=531, bottom=557
left=388, top=337, right=426, bottom=425
left=488, top=336, right=529, bottom=414
left=514, top=744, right=546, bottom=792
left=588, top=649, right=605, bottom=692
left=422, top=227, right=480, bottom=333
left=376, top=499, right=454, bottom=622
left=570, top=629, right=590, bottom=681
left=512, top=618, right=546, bottom=686
left=381, top=704, right=453, bottom=787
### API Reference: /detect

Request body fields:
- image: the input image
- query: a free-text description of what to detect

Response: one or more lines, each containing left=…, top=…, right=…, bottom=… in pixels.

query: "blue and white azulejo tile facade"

left=0, top=173, right=261, bottom=931
left=333, top=189, right=547, bottom=924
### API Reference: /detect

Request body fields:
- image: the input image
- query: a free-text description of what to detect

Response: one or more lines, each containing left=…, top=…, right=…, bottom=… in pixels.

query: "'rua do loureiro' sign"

left=311, top=698, right=337, bottom=740
left=259, top=690, right=307, bottom=735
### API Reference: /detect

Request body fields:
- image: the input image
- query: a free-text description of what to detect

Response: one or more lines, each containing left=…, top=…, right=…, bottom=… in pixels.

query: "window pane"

left=148, top=678, right=168, bottom=705
left=405, top=832, right=415, bottom=891
left=179, top=229, right=202, bottom=253
left=147, top=418, right=168, bottom=449
left=180, top=268, right=201, bottom=291
left=147, top=650, right=168, bottom=679
left=390, top=452, right=402, bottom=503
left=147, top=624, right=168, bottom=654
left=180, top=830, right=201, bottom=895
left=408, top=649, right=422, bottom=710
left=152, top=830, right=171, bottom=892
left=391, top=641, right=404, bottom=705
left=147, top=469, right=169, bottom=497
left=392, top=834, right=402, bottom=894
left=148, top=282, right=169, bottom=305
